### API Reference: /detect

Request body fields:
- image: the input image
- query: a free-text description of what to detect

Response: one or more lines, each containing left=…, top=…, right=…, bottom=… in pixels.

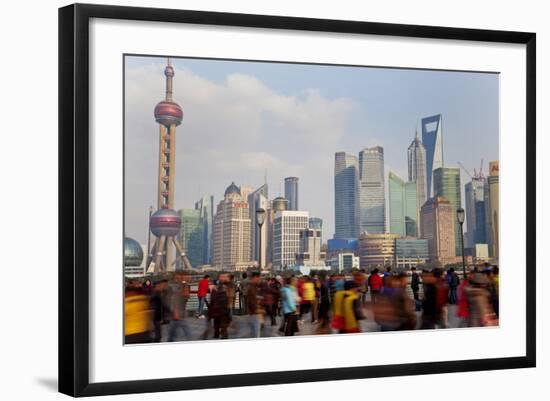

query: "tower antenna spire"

left=164, top=57, right=174, bottom=101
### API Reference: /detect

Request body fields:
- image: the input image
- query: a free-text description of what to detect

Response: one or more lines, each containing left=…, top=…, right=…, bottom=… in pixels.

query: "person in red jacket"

left=196, top=275, right=210, bottom=318
left=457, top=271, right=470, bottom=327
left=368, top=268, right=383, bottom=304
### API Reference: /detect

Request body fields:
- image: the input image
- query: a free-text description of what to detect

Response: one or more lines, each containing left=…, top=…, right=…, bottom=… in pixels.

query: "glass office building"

left=177, top=208, right=205, bottom=268
left=358, top=146, right=386, bottom=234
left=465, top=178, right=487, bottom=248
left=334, top=152, right=360, bottom=239
left=388, top=172, right=418, bottom=237
left=195, top=195, right=214, bottom=265
left=433, top=167, right=462, bottom=256
left=395, top=238, right=429, bottom=269
left=421, top=114, right=444, bottom=198
left=284, top=177, right=299, bottom=211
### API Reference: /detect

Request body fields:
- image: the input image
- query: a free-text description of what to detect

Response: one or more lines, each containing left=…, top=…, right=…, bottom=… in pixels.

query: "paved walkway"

left=161, top=304, right=461, bottom=342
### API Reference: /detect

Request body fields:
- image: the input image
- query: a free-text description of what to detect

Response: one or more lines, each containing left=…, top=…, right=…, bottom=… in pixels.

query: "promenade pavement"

left=161, top=304, right=461, bottom=342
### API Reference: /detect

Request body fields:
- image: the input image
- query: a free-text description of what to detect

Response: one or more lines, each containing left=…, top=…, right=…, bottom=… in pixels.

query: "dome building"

left=124, top=237, right=145, bottom=277
left=224, top=181, right=241, bottom=199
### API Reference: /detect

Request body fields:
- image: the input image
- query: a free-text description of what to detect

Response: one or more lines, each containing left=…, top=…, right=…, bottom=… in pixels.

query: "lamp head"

left=256, top=208, right=266, bottom=226
left=457, top=208, right=465, bottom=224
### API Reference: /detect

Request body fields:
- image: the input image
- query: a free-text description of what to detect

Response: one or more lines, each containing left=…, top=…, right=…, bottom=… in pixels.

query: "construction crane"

left=458, top=161, right=473, bottom=179
left=458, top=160, right=485, bottom=181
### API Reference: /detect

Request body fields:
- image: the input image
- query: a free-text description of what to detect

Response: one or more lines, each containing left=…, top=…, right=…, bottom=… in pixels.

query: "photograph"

left=123, top=55, right=500, bottom=344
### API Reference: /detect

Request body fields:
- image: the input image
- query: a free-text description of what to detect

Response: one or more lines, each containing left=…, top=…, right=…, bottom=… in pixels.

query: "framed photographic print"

left=58, top=3, right=536, bottom=397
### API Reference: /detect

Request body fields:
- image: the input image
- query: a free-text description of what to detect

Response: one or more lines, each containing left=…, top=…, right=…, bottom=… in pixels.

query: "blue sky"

left=124, top=55, right=499, bottom=245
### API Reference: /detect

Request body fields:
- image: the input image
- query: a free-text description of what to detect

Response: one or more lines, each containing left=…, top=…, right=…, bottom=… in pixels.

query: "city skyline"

left=125, top=55, right=499, bottom=246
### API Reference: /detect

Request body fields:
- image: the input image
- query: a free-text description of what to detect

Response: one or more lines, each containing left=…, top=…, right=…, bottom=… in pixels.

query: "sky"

left=124, top=55, right=499, bottom=245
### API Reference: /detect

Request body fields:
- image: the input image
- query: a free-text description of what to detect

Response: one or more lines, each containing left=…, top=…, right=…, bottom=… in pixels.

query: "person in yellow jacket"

left=300, top=276, right=316, bottom=322
left=125, top=284, right=153, bottom=344
left=331, top=282, right=365, bottom=334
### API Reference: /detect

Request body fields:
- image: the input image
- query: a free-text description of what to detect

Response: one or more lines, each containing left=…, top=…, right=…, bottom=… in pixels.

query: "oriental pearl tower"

left=147, top=58, right=192, bottom=273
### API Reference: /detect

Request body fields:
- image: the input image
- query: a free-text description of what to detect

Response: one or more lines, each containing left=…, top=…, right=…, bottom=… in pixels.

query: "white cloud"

left=124, top=61, right=358, bottom=243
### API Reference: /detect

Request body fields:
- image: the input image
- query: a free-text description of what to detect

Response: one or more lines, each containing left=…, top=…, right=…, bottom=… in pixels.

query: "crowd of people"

left=124, top=264, right=499, bottom=344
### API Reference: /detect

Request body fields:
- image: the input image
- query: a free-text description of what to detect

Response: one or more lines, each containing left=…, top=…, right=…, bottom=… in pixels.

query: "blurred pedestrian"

left=382, top=266, right=392, bottom=288
left=354, top=270, right=368, bottom=307
left=466, top=273, right=498, bottom=327
left=239, top=272, right=249, bottom=314
left=279, top=276, right=299, bottom=336
left=368, top=268, right=383, bottom=304
left=315, top=273, right=332, bottom=334
left=420, top=270, right=442, bottom=329
left=396, top=272, right=417, bottom=330
left=167, top=273, right=193, bottom=341
left=208, top=273, right=231, bottom=339
left=336, top=281, right=365, bottom=334
left=374, top=274, right=416, bottom=331
left=445, top=268, right=460, bottom=304
left=142, top=278, right=153, bottom=296
left=457, top=270, right=471, bottom=327
left=244, top=272, right=262, bottom=338
left=160, top=279, right=172, bottom=325
left=301, top=276, right=315, bottom=322
left=150, top=281, right=165, bottom=342
left=485, top=266, right=499, bottom=318
left=223, top=274, right=235, bottom=318
left=124, top=285, right=153, bottom=344
left=434, top=268, right=450, bottom=328
left=196, top=274, right=210, bottom=318
left=261, top=277, right=279, bottom=326
left=410, top=266, right=421, bottom=311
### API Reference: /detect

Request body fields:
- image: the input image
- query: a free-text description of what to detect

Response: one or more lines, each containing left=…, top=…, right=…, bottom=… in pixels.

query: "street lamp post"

left=256, top=208, right=266, bottom=271
left=457, top=208, right=466, bottom=280
left=146, top=205, right=153, bottom=269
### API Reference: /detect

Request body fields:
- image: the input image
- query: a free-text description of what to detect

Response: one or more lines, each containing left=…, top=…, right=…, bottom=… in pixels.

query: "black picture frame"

left=59, top=3, right=536, bottom=397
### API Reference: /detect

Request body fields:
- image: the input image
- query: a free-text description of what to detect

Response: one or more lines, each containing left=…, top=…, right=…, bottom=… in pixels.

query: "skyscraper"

left=212, top=182, right=252, bottom=271
left=433, top=167, right=462, bottom=256
left=248, top=184, right=269, bottom=267
left=284, top=177, right=299, bottom=211
left=420, top=196, right=456, bottom=265
left=358, top=146, right=386, bottom=234
left=359, top=233, right=399, bottom=269
left=195, top=195, right=214, bottom=264
left=408, top=130, right=427, bottom=218
left=395, top=238, right=429, bottom=269
left=464, top=178, right=486, bottom=248
left=296, top=228, right=323, bottom=266
left=388, top=172, right=418, bottom=237
left=309, top=217, right=323, bottom=244
left=148, top=58, right=192, bottom=273
left=334, top=152, right=359, bottom=239
left=176, top=208, right=204, bottom=268
left=421, top=114, right=444, bottom=198
left=265, top=196, right=289, bottom=267
left=273, top=210, right=309, bottom=269
left=485, top=161, right=499, bottom=259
